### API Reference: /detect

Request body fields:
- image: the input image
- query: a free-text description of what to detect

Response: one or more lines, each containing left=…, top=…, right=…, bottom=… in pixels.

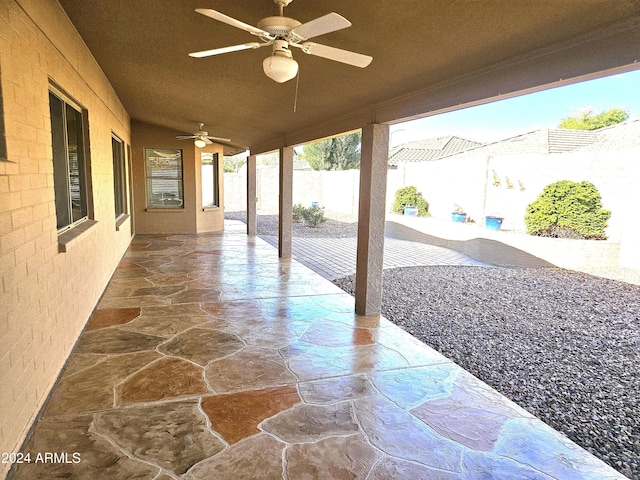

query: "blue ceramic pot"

left=485, top=216, right=503, bottom=230
left=404, top=206, right=418, bottom=216
left=451, top=212, right=467, bottom=223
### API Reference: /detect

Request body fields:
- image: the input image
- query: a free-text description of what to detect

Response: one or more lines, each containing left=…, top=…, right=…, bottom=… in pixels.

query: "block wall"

left=400, top=147, right=640, bottom=241
left=0, top=1, right=132, bottom=476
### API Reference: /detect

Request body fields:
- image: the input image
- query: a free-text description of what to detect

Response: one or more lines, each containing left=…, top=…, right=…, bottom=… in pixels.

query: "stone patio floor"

left=10, top=221, right=625, bottom=479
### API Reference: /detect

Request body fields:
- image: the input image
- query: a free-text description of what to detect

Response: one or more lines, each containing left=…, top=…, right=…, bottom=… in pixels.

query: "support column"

left=246, top=155, right=257, bottom=236
left=355, top=123, right=389, bottom=316
left=278, top=146, right=294, bottom=258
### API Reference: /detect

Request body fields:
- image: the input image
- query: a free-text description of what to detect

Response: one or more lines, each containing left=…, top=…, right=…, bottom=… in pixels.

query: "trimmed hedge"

left=525, top=180, right=611, bottom=240
left=392, top=186, right=429, bottom=216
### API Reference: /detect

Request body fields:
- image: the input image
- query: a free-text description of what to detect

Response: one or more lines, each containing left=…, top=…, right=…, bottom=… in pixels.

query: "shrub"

left=292, top=203, right=305, bottom=223
left=300, top=205, right=327, bottom=228
left=392, top=186, right=429, bottom=216
left=524, top=180, right=611, bottom=240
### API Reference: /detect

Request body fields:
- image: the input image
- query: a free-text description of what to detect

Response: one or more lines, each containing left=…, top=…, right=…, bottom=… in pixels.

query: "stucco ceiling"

left=57, top=0, right=640, bottom=155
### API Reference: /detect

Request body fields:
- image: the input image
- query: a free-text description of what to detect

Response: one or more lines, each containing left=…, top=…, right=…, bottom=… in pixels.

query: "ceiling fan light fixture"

left=194, top=138, right=207, bottom=148
left=263, top=40, right=298, bottom=83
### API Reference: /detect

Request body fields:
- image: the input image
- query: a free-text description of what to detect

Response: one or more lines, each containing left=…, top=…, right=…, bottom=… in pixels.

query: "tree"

left=302, top=132, right=362, bottom=170
left=223, top=154, right=247, bottom=173
left=558, top=107, right=629, bottom=131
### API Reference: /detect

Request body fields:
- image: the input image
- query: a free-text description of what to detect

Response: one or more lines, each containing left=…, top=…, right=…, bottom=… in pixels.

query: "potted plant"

left=451, top=204, right=467, bottom=223
left=392, top=186, right=429, bottom=217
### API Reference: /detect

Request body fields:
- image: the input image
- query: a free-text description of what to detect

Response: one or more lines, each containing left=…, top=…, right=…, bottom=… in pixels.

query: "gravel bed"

left=334, top=266, right=640, bottom=479
left=225, top=211, right=359, bottom=238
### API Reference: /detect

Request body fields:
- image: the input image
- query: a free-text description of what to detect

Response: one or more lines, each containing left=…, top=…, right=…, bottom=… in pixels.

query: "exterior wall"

left=0, top=0, right=132, bottom=474
left=131, top=121, right=225, bottom=234
left=225, top=167, right=361, bottom=216
left=224, top=166, right=248, bottom=212
left=399, top=147, right=640, bottom=242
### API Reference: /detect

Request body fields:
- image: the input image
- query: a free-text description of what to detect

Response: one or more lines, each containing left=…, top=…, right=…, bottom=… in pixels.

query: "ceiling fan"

left=176, top=123, right=231, bottom=148
left=189, top=0, right=373, bottom=83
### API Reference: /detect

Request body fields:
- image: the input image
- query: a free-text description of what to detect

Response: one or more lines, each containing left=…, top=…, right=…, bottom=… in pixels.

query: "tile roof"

left=434, top=128, right=604, bottom=161
left=572, top=118, right=640, bottom=152
left=388, top=136, right=482, bottom=166
left=389, top=120, right=640, bottom=167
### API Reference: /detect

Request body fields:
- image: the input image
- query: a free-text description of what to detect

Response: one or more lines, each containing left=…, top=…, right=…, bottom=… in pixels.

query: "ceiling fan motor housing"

left=257, top=16, right=301, bottom=39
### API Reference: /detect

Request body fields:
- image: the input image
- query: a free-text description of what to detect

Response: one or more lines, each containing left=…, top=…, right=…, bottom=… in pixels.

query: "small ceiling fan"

left=189, top=0, right=373, bottom=83
left=176, top=123, right=231, bottom=148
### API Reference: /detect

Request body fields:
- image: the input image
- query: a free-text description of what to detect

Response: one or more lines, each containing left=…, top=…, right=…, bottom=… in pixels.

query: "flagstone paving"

left=10, top=222, right=625, bottom=479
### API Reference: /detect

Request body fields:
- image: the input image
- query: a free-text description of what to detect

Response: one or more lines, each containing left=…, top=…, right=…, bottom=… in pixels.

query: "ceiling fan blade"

left=189, top=42, right=263, bottom=58
left=299, top=42, right=373, bottom=68
left=205, top=136, right=232, bottom=143
left=290, top=13, right=351, bottom=41
left=176, top=135, right=196, bottom=139
left=195, top=9, right=272, bottom=37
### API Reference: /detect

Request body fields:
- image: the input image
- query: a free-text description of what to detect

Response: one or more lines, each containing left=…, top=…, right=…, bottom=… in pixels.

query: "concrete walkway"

left=261, top=235, right=487, bottom=280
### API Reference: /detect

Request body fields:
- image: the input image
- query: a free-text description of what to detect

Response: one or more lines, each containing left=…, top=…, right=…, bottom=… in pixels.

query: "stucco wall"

left=225, top=167, right=363, bottom=216
left=0, top=0, right=133, bottom=474
left=399, top=147, right=640, bottom=241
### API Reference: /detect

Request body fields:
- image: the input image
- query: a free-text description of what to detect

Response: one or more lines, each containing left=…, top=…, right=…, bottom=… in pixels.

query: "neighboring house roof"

left=388, top=120, right=639, bottom=168
left=431, top=128, right=604, bottom=161
left=388, top=136, right=482, bottom=166
left=572, top=118, right=640, bottom=153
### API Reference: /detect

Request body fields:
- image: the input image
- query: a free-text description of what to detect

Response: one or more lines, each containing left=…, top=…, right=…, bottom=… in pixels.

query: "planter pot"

left=451, top=212, right=467, bottom=223
left=404, top=205, right=418, bottom=217
left=485, top=216, right=503, bottom=230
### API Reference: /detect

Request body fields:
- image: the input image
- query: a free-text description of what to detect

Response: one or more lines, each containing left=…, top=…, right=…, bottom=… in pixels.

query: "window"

left=112, top=135, right=126, bottom=218
left=49, top=90, right=90, bottom=230
left=201, top=152, right=219, bottom=208
left=145, top=148, right=183, bottom=208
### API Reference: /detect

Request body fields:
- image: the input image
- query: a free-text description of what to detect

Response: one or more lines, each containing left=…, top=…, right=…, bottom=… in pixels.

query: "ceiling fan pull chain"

left=293, top=70, right=300, bottom=113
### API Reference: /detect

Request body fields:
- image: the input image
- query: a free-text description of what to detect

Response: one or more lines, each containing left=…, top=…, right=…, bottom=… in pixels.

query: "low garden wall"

left=390, top=214, right=622, bottom=272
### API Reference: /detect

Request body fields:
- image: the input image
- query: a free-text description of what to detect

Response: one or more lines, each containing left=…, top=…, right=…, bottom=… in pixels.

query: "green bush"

left=392, top=186, right=429, bottom=216
left=524, top=180, right=611, bottom=240
left=292, top=203, right=305, bottom=223
left=300, top=205, right=327, bottom=228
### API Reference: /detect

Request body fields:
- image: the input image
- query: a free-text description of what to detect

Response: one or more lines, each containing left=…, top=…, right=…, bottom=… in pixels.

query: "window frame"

left=112, top=134, right=127, bottom=219
left=48, top=86, right=92, bottom=232
left=201, top=151, right=220, bottom=209
left=144, top=148, right=184, bottom=209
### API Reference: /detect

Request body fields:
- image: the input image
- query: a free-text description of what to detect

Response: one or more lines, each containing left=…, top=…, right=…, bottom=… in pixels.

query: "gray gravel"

left=334, top=266, right=640, bottom=479
left=225, top=211, right=359, bottom=238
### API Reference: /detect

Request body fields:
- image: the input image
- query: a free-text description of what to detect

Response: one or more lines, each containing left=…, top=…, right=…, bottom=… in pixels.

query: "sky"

left=390, top=68, right=640, bottom=146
